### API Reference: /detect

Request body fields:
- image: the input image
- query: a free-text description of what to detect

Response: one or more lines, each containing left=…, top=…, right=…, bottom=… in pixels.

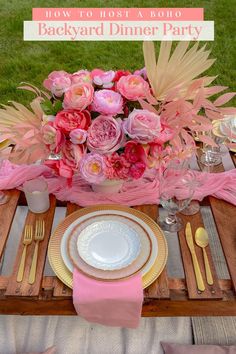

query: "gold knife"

left=185, top=222, right=205, bottom=292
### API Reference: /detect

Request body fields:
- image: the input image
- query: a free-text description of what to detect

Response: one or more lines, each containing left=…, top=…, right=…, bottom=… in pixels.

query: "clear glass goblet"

left=200, top=132, right=226, bottom=167
left=158, top=163, right=195, bottom=232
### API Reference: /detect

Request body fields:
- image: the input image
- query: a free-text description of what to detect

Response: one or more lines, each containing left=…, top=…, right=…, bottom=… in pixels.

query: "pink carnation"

left=43, top=71, right=71, bottom=97
left=117, top=74, right=150, bottom=101
left=87, top=115, right=125, bottom=154
left=123, top=109, right=162, bottom=144
left=104, top=153, right=131, bottom=180
left=92, top=89, right=123, bottom=116
left=63, top=83, right=94, bottom=110
left=80, top=153, right=106, bottom=184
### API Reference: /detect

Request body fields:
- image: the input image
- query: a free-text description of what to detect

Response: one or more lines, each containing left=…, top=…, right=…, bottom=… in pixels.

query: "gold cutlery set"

left=17, top=220, right=45, bottom=284
left=185, top=222, right=213, bottom=292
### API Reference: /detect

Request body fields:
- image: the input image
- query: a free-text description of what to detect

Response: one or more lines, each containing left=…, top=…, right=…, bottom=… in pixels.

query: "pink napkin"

left=73, top=269, right=143, bottom=328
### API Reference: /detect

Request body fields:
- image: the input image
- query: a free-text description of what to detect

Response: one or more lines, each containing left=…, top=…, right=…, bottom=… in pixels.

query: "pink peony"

left=124, top=141, right=146, bottom=163
left=69, top=129, right=87, bottom=144
left=92, top=69, right=115, bottom=88
left=80, top=153, right=106, bottom=184
left=123, top=109, right=162, bottom=144
left=117, top=74, right=150, bottom=101
left=129, top=161, right=146, bottom=179
left=87, top=115, right=125, bottom=154
left=63, top=83, right=94, bottom=110
left=62, top=141, right=85, bottom=169
left=42, top=123, right=64, bottom=153
left=54, top=109, right=91, bottom=134
left=43, top=71, right=71, bottom=97
left=92, top=89, right=123, bottom=116
left=104, top=153, right=131, bottom=180
left=71, top=70, right=92, bottom=84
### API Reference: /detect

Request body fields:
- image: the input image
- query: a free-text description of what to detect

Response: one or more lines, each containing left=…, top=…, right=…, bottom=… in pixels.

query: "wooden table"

left=0, top=154, right=235, bottom=317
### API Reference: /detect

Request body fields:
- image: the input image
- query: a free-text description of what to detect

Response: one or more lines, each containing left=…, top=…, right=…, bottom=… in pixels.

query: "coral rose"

left=92, top=89, right=123, bottom=116
left=123, top=109, right=162, bottom=144
left=117, top=74, right=150, bottom=101
left=54, top=109, right=91, bottom=134
left=87, top=115, right=125, bottom=154
left=43, top=71, right=71, bottom=97
left=63, top=83, right=94, bottom=110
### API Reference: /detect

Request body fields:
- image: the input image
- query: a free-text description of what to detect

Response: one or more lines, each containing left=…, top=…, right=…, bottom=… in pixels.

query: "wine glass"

left=0, top=158, right=10, bottom=205
left=200, top=131, right=226, bottom=167
left=158, top=161, right=195, bottom=232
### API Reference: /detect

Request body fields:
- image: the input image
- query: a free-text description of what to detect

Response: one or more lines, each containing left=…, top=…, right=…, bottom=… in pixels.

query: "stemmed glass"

left=200, top=131, right=226, bottom=167
left=0, top=158, right=10, bottom=205
left=158, top=161, right=195, bottom=232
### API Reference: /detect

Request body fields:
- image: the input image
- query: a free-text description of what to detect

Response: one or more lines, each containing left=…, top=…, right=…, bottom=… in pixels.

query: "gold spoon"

left=195, top=227, right=213, bottom=285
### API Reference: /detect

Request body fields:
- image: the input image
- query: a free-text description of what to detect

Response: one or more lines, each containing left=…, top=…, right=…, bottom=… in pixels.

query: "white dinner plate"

left=77, top=220, right=141, bottom=270
left=60, top=209, right=158, bottom=278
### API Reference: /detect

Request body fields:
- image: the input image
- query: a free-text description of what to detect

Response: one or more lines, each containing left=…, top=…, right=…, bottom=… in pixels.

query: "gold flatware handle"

left=29, top=242, right=39, bottom=285
left=191, top=251, right=205, bottom=292
left=17, top=245, right=27, bottom=282
left=203, top=248, right=213, bottom=285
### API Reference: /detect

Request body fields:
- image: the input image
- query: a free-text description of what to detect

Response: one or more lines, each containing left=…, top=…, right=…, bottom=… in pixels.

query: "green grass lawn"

left=0, top=0, right=235, bottom=105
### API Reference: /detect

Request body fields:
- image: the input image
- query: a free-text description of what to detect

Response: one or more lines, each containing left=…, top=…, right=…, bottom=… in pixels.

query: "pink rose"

left=104, top=153, right=131, bottom=180
left=117, top=74, right=150, bottom=101
left=123, top=109, right=162, bottom=144
left=54, top=109, right=91, bottom=134
left=80, top=153, right=106, bottom=184
left=63, top=83, right=94, bottom=110
left=62, top=141, right=85, bottom=169
left=129, top=161, right=146, bottom=179
left=92, top=89, right=123, bottom=116
left=124, top=141, right=146, bottom=163
left=87, top=115, right=125, bottom=154
left=43, top=71, right=71, bottom=97
left=92, top=70, right=115, bottom=88
left=71, top=70, right=92, bottom=84
left=69, top=129, right=87, bottom=144
left=42, top=123, right=64, bottom=153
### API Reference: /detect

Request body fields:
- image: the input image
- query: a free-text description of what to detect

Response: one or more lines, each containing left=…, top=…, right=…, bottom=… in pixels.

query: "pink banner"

left=32, top=8, right=204, bottom=21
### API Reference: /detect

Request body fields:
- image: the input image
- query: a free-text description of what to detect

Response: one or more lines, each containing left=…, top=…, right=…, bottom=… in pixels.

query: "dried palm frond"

left=143, top=41, right=216, bottom=100
left=0, top=98, right=47, bottom=164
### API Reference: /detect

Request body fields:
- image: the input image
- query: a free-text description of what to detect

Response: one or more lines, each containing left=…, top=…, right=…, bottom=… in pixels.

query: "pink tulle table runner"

left=0, top=160, right=236, bottom=206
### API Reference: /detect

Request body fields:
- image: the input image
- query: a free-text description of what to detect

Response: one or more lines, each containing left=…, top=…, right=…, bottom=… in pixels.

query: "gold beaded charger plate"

left=48, top=205, right=168, bottom=289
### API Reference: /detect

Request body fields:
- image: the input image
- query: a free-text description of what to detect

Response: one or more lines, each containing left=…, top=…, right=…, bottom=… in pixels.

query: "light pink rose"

left=71, top=70, right=92, bottom=84
left=92, top=70, right=115, bottom=88
left=117, top=74, right=150, bottom=101
left=42, top=123, right=64, bottom=153
left=69, top=129, right=87, bottom=144
left=92, top=89, right=123, bottom=116
left=87, top=115, right=125, bottom=154
left=63, top=83, right=94, bottom=110
left=80, top=153, right=106, bottom=184
left=43, top=71, right=71, bottom=97
left=123, top=109, right=162, bottom=143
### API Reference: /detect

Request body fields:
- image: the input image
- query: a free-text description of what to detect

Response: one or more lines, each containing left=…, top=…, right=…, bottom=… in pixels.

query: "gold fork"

left=17, top=225, right=33, bottom=282
left=28, top=220, right=45, bottom=285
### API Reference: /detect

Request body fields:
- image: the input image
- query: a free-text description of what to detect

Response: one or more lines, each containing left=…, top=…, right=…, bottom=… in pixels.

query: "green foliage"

left=0, top=0, right=235, bottom=105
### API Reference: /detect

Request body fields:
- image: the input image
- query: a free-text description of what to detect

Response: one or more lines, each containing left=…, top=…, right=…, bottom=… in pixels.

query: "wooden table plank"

left=178, top=212, right=222, bottom=300
left=209, top=197, right=236, bottom=293
left=0, top=190, right=20, bottom=260
left=133, top=205, right=170, bottom=299
left=6, top=195, right=56, bottom=297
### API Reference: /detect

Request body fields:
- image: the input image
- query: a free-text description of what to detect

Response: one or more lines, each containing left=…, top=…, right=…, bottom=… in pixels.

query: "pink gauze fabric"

left=0, top=160, right=236, bottom=207
left=73, top=269, right=143, bottom=328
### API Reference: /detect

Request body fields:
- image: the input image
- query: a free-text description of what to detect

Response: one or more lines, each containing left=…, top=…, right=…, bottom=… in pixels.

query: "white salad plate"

left=77, top=220, right=141, bottom=270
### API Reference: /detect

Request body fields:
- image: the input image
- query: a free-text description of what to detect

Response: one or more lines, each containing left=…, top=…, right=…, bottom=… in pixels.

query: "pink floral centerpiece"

left=0, top=42, right=235, bottom=193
